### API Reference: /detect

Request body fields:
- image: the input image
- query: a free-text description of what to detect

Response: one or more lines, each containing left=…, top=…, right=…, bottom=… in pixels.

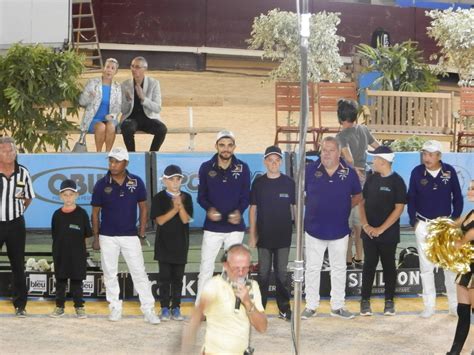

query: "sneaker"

left=301, top=308, right=317, bottom=320
left=419, top=308, right=435, bottom=319
left=384, top=300, right=396, bottom=316
left=108, top=308, right=122, bottom=322
left=144, top=309, right=161, bottom=325
left=49, top=307, right=65, bottom=318
left=15, top=308, right=27, bottom=318
left=278, top=309, right=292, bottom=321
left=160, top=307, right=170, bottom=321
left=75, top=307, right=87, bottom=319
left=352, top=258, right=364, bottom=269
left=331, top=307, right=355, bottom=319
left=360, top=300, right=372, bottom=316
left=171, top=307, right=184, bottom=321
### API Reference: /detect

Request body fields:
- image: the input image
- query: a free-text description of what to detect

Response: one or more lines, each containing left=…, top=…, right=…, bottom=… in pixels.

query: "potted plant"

left=247, top=9, right=345, bottom=82
left=426, top=7, right=474, bottom=87
left=0, top=44, right=84, bottom=152
left=356, top=40, right=439, bottom=92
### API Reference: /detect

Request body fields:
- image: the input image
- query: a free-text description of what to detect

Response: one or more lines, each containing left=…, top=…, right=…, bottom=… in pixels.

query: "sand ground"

left=0, top=297, right=472, bottom=354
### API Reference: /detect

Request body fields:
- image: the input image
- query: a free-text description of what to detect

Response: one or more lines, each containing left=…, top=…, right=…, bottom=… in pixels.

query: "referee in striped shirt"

left=0, top=137, right=35, bottom=317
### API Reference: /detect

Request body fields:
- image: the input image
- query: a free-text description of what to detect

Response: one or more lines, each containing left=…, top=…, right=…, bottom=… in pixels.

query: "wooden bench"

left=364, top=89, right=456, bottom=148
left=37, top=97, right=224, bottom=151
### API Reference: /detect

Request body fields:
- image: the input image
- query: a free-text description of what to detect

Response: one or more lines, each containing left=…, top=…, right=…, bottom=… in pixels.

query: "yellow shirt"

left=202, top=276, right=264, bottom=355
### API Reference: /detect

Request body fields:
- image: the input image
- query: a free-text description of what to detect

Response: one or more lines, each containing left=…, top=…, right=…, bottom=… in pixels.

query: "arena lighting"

left=292, top=0, right=310, bottom=353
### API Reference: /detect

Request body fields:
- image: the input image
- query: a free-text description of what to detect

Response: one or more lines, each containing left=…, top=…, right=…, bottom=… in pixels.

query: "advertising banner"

left=152, top=153, right=286, bottom=228
left=17, top=153, right=149, bottom=229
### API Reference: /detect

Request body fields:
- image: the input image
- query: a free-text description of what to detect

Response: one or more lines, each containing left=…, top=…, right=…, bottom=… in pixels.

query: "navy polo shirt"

left=91, top=171, right=147, bottom=236
left=407, top=162, right=463, bottom=226
left=304, top=159, right=361, bottom=240
left=197, top=154, right=250, bottom=233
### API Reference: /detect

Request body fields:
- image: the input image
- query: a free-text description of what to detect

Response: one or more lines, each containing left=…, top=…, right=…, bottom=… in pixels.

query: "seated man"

left=182, top=244, right=267, bottom=354
left=120, top=56, right=167, bottom=152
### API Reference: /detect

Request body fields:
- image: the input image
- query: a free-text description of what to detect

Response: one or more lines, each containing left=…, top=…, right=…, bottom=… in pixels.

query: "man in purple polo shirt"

left=407, top=140, right=463, bottom=318
left=91, top=147, right=160, bottom=324
left=302, top=137, right=362, bottom=320
left=196, top=130, right=250, bottom=301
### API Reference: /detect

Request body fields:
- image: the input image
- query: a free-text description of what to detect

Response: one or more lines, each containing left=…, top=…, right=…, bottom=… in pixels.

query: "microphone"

left=233, top=277, right=246, bottom=313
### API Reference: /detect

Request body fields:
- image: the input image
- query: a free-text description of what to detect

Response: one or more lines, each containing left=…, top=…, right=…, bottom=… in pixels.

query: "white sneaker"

left=144, top=309, right=161, bottom=325
left=108, top=308, right=122, bottom=322
left=448, top=307, right=458, bottom=317
left=419, top=308, right=435, bottom=319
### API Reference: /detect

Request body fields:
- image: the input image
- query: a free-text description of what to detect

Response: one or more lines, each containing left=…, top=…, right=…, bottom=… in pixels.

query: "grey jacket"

left=121, top=76, right=162, bottom=121
left=78, top=77, right=122, bottom=132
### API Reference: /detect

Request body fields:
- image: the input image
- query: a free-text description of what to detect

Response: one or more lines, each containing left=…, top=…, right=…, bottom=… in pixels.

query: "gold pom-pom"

left=425, top=217, right=473, bottom=274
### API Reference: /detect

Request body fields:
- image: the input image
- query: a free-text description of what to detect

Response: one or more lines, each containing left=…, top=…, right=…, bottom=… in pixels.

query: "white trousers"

left=304, top=233, right=349, bottom=310
left=196, top=230, right=244, bottom=302
left=415, top=221, right=457, bottom=310
left=100, top=235, right=155, bottom=313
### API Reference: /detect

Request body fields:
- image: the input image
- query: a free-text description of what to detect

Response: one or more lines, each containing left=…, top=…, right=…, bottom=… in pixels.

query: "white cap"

left=108, top=147, right=129, bottom=161
left=366, top=146, right=395, bottom=163
left=422, top=140, right=442, bottom=153
left=216, top=130, right=235, bottom=143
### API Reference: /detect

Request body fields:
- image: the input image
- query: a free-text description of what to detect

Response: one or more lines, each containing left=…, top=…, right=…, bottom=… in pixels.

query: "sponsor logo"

left=31, top=166, right=107, bottom=206
left=28, top=274, right=47, bottom=294
left=82, top=275, right=95, bottom=295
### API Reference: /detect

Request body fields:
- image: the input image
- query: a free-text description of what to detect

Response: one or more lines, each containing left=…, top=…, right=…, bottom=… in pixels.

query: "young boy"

left=336, top=99, right=380, bottom=269
left=50, top=179, right=92, bottom=318
left=150, top=164, right=193, bottom=321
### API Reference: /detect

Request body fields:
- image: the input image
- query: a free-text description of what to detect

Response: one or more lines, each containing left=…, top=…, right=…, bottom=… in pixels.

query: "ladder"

left=71, top=0, right=103, bottom=71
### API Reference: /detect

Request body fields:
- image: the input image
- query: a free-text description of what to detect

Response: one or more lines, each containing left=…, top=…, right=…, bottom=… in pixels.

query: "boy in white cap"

left=358, top=146, right=407, bottom=316
left=407, top=140, right=463, bottom=318
left=50, top=179, right=92, bottom=319
left=91, top=147, right=160, bottom=324
left=150, top=164, right=193, bottom=321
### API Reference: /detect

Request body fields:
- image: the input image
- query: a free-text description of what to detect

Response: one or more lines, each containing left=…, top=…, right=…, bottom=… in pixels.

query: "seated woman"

left=79, top=58, right=121, bottom=152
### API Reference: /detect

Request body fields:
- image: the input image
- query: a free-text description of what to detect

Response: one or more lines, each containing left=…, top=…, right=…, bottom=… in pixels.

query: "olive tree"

left=0, top=44, right=84, bottom=152
left=247, top=9, right=345, bottom=82
left=426, top=8, right=474, bottom=87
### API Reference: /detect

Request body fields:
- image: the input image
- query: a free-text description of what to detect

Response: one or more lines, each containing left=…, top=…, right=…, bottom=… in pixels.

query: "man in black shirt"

left=358, top=146, right=407, bottom=316
left=121, top=56, right=167, bottom=152
left=249, top=146, right=295, bottom=320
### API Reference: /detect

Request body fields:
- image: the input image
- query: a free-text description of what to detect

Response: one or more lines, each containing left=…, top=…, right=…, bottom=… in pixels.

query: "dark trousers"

left=55, top=278, right=84, bottom=308
left=121, top=113, right=167, bottom=152
left=361, top=238, right=398, bottom=300
left=0, top=216, right=27, bottom=309
left=257, top=247, right=291, bottom=312
left=159, top=262, right=185, bottom=309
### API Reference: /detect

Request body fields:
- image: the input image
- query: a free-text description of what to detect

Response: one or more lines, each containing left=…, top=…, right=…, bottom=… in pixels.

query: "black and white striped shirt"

left=0, top=162, right=35, bottom=221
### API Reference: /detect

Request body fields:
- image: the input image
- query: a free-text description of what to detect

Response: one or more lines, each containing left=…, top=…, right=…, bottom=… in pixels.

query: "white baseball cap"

left=108, top=147, right=129, bottom=161
left=216, top=130, right=235, bottom=143
left=367, top=146, right=395, bottom=163
left=422, top=140, right=442, bottom=153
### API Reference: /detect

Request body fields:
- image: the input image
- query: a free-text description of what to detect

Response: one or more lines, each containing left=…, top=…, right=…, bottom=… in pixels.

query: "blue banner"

left=153, top=152, right=286, bottom=228
left=17, top=153, right=149, bottom=229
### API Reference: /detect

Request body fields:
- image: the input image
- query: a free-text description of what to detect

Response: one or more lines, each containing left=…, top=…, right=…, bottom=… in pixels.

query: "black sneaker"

left=15, top=308, right=27, bottom=318
left=352, top=258, right=364, bottom=269
left=360, top=299, right=372, bottom=316
left=384, top=300, right=395, bottom=316
left=278, top=309, right=292, bottom=321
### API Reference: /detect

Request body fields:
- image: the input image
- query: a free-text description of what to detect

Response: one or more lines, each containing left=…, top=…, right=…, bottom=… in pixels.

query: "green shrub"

left=389, top=136, right=427, bottom=152
left=0, top=44, right=84, bottom=152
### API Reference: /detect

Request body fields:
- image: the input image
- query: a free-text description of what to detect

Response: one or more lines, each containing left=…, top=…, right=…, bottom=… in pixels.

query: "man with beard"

left=196, top=130, right=251, bottom=302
